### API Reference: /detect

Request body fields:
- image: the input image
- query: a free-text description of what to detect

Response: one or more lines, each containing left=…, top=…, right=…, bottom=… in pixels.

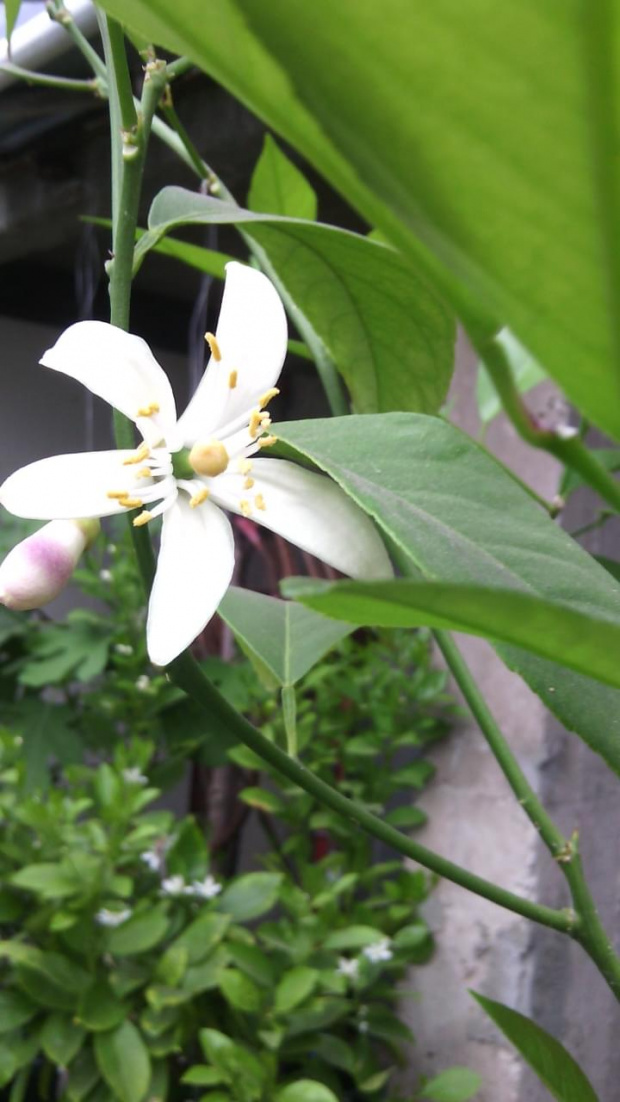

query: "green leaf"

left=249, top=134, right=317, bottom=220
left=41, top=1013, right=86, bottom=1067
left=66, top=1047, right=100, bottom=1102
left=275, top=413, right=620, bottom=774
left=94, top=1022, right=151, bottom=1102
left=9, top=701, right=82, bottom=792
left=146, top=189, right=454, bottom=416
left=219, top=587, right=352, bottom=688
left=219, top=969, right=263, bottom=1013
left=275, top=1081, right=339, bottom=1102
left=0, top=944, right=91, bottom=995
left=165, top=818, right=208, bottom=881
left=239, top=786, right=285, bottom=814
left=0, top=991, right=37, bottom=1033
left=181, top=1066, right=228, bottom=1086
left=107, top=904, right=170, bottom=956
left=4, top=0, right=23, bottom=42
left=419, top=1067, right=482, bottom=1102
left=77, top=981, right=128, bottom=1032
left=323, top=926, right=383, bottom=951
left=218, top=872, right=283, bottom=921
left=312, top=1034, right=354, bottom=1074
left=10, top=862, right=81, bottom=899
left=282, top=576, right=620, bottom=692
left=477, top=329, right=546, bottom=425
left=169, top=911, right=230, bottom=965
left=226, top=942, right=275, bottom=988
left=274, top=966, right=318, bottom=1014
left=199, top=1030, right=266, bottom=1098
left=472, top=993, right=598, bottom=1102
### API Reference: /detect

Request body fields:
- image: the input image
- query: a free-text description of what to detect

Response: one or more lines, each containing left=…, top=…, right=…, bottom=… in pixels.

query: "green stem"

left=479, top=331, right=620, bottom=513
left=434, top=629, right=620, bottom=998
left=0, top=61, right=102, bottom=93
left=104, top=18, right=138, bottom=133
left=46, top=0, right=107, bottom=81
left=170, top=651, right=572, bottom=935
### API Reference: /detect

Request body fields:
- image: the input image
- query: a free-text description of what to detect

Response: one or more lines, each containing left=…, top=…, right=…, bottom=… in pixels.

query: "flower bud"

left=0, top=519, right=99, bottom=611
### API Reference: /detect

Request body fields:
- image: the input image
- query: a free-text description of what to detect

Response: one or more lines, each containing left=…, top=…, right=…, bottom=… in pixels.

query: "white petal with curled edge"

left=40, top=321, right=177, bottom=447
left=212, top=458, right=393, bottom=580
left=176, top=262, right=288, bottom=445
left=0, top=451, right=149, bottom=519
left=147, top=497, right=235, bottom=666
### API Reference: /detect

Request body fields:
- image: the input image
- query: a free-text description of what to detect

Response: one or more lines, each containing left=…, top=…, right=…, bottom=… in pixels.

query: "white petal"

left=40, top=322, right=177, bottom=447
left=0, top=451, right=153, bottom=519
left=147, top=497, right=235, bottom=666
left=176, top=262, right=288, bottom=446
left=211, top=458, right=392, bottom=579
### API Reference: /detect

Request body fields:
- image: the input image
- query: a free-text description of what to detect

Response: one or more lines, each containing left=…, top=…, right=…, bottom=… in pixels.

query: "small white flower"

left=135, top=675, right=151, bottom=692
left=123, top=767, right=148, bottom=785
left=555, top=424, right=578, bottom=441
left=115, top=643, right=133, bottom=656
left=0, top=263, right=391, bottom=666
left=336, top=956, right=359, bottom=979
left=161, top=874, right=187, bottom=896
left=99, top=568, right=113, bottom=583
left=186, top=875, right=222, bottom=900
left=0, top=519, right=99, bottom=611
left=363, top=938, right=393, bottom=963
left=96, top=907, right=131, bottom=927
left=140, top=849, right=162, bottom=871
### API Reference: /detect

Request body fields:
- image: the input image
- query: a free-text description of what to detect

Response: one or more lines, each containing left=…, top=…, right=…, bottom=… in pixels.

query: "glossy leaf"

left=275, top=414, right=620, bottom=773
left=472, top=993, right=598, bottom=1102
left=146, top=188, right=455, bottom=416
left=219, top=587, right=351, bottom=689
left=249, top=134, right=317, bottom=220
left=94, top=1022, right=151, bottom=1102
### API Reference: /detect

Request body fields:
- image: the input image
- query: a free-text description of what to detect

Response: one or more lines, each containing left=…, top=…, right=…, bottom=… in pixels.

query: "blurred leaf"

left=8, top=701, right=82, bottom=792
left=107, top=904, right=170, bottom=956
left=560, top=449, right=620, bottom=499
left=219, top=872, right=283, bottom=921
left=312, top=1034, right=354, bottom=1074
left=0, top=944, right=91, bottom=995
left=249, top=134, right=317, bottom=220
left=226, top=942, right=275, bottom=988
left=275, top=1081, right=339, bottom=1102
left=181, top=1066, right=228, bottom=1086
left=94, top=1021, right=151, bottom=1102
left=274, top=966, right=318, bottom=1014
left=4, top=0, right=22, bottom=44
left=239, top=786, right=285, bottom=814
left=66, top=1046, right=100, bottom=1102
left=166, top=819, right=208, bottom=881
left=472, top=993, right=598, bottom=1102
left=419, top=1067, right=482, bottom=1101
left=199, top=1029, right=266, bottom=1097
left=10, top=862, right=81, bottom=899
left=170, top=911, right=230, bottom=966
left=477, top=330, right=546, bottom=424
left=0, top=991, right=37, bottom=1033
left=41, top=1013, right=86, bottom=1067
left=219, top=969, right=263, bottom=1013
left=77, top=982, right=128, bottom=1032
left=323, top=926, right=384, bottom=951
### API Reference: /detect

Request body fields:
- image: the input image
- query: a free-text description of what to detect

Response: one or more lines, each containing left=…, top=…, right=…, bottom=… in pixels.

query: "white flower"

left=185, top=874, right=222, bottom=900
left=122, top=767, right=148, bottom=785
left=362, top=938, right=393, bottom=963
left=0, top=519, right=99, bottom=611
left=0, top=263, right=391, bottom=666
left=161, top=874, right=187, bottom=896
left=96, top=907, right=131, bottom=927
left=336, top=956, right=359, bottom=979
left=99, top=568, right=113, bottom=583
left=115, top=643, right=133, bottom=656
left=135, top=675, right=151, bottom=692
left=141, top=849, right=162, bottom=871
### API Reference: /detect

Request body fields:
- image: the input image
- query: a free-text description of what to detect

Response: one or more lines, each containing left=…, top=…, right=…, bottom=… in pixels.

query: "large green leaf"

left=218, top=872, right=282, bottom=921
left=218, top=587, right=351, bottom=689
left=249, top=134, right=318, bottom=220
left=472, top=993, right=598, bottom=1102
left=273, top=414, right=620, bottom=772
left=146, top=188, right=455, bottom=416
left=94, top=1022, right=151, bottom=1102
left=282, top=577, right=620, bottom=690
left=96, top=0, right=620, bottom=439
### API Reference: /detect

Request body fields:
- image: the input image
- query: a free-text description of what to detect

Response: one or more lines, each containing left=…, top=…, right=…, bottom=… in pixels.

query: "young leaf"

left=249, top=134, right=318, bottom=220
left=219, top=969, right=263, bottom=1013
left=94, top=1021, right=151, bottom=1102
left=41, top=1013, right=86, bottom=1067
left=274, top=966, right=318, bottom=1015
left=472, top=992, right=598, bottom=1102
left=419, top=1066, right=482, bottom=1101
left=275, top=1081, right=339, bottom=1102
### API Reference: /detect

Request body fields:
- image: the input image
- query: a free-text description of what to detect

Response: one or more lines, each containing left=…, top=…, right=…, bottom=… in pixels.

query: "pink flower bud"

left=0, top=519, right=99, bottom=611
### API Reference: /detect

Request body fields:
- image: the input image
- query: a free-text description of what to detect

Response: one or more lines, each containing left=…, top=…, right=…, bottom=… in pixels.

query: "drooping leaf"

left=94, top=1021, right=151, bottom=1102
left=249, top=134, right=317, bottom=220
left=146, top=189, right=455, bottom=416
left=472, top=993, right=598, bottom=1102
left=274, top=414, right=620, bottom=773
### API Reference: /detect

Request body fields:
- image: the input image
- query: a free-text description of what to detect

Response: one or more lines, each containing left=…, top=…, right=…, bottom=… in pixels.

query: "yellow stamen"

left=228, top=370, right=238, bottom=389
left=258, top=435, right=277, bottom=449
left=135, top=467, right=152, bottom=480
left=205, top=332, right=222, bottom=361
left=259, top=387, right=279, bottom=410
left=189, top=440, right=229, bottom=478
left=190, top=488, right=210, bottom=508
left=107, top=490, right=131, bottom=500
left=238, top=458, right=253, bottom=475
left=239, top=499, right=252, bottom=517
left=255, top=493, right=266, bottom=511
left=133, top=511, right=153, bottom=527
left=244, top=477, right=255, bottom=489
left=249, top=410, right=271, bottom=438
left=120, top=497, right=144, bottom=509
left=123, top=443, right=150, bottom=466
left=136, top=402, right=160, bottom=418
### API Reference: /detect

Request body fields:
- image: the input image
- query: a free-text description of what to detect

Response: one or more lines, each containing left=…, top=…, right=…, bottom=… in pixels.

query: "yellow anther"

left=259, top=388, right=279, bottom=410
left=107, top=490, right=131, bottom=500
left=239, top=499, right=252, bottom=517
left=123, top=443, right=150, bottom=466
left=258, top=435, right=277, bottom=449
left=189, top=440, right=229, bottom=478
left=244, top=477, right=255, bottom=489
left=133, top=511, right=153, bottom=527
left=136, top=402, right=160, bottom=418
left=255, top=493, right=266, bottom=511
left=238, top=458, right=253, bottom=475
left=190, top=488, right=210, bottom=509
left=249, top=409, right=271, bottom=437
left=135, top=467, right=152, bottom=480
left=205, top=332, right=222, bottom=361
left=120, top=497, right=144, bottom=509
left=228, top=370, right=238, bottom=389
